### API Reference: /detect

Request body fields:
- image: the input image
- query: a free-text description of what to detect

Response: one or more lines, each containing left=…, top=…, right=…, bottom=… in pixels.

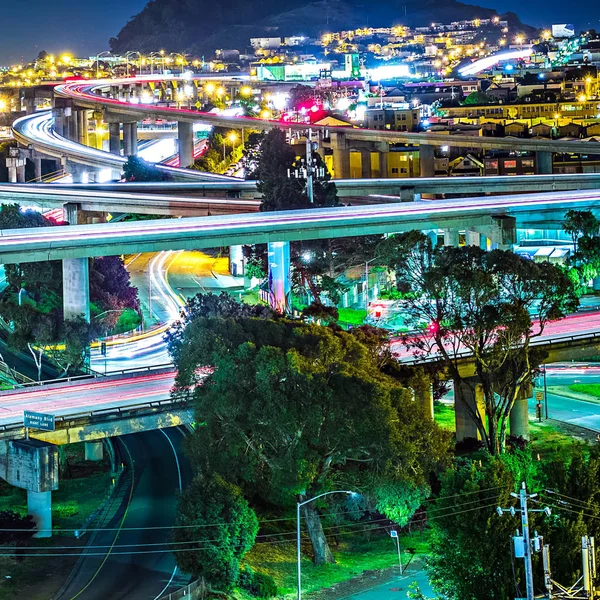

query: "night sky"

left=0, top=0, right=598, bottom=66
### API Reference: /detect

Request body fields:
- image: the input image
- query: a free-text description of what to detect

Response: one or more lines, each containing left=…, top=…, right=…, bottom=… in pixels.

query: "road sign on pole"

left=23, top=411, right=55, bottom=439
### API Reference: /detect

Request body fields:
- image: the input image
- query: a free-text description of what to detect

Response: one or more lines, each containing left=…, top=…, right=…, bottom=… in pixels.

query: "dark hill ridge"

left=109, top=0, right=534, bottom=56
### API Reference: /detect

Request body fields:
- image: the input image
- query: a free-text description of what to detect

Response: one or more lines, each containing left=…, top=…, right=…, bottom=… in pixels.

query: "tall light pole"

left=95, top=51, right=111, bottom=79
left=297, top=490, right=355, bottom=600
left=365, top=257, right=377, bottom=311
left=125, top=51, right=140, bottom=77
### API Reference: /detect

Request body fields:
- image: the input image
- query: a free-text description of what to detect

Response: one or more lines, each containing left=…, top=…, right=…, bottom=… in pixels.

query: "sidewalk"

left=311, top=558, right=434, bottom=600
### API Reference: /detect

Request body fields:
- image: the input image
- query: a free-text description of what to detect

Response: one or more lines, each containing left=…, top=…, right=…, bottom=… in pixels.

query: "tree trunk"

left=303, top=501, right=335, bottom=565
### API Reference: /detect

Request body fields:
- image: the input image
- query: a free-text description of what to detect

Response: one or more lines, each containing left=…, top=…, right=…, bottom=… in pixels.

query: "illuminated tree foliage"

left=169, top=295, right=451, bottom=565
left=378, top=231, right=578, bottom=454
left=172, top=473, right=258, bottom=590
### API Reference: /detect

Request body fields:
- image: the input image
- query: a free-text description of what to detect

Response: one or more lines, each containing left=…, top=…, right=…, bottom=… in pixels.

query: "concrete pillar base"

left=510, top=384, right=532, bottom=440
left=229, top=245, right=244, bottom=277
left=84, top=441, right=104, bottom=461
left=267, top=241, right=291, bottom=314
left=62, top=257, right=90, bottom=322
left=419, top=144, right=435, bottom=178
left=413, top=385, right=434, bottom=420
left=444, top=229, right=460, bottom=247
left=178, top=121, right=194, bottom=168
left=28, top=490, right=52, bottom=538
left=108, top=122, right=121, bottom=155
left=466, top=229, right=480, bottom=247
left=359, top=149, right=371, bottom=178
left=536, top=151, right=553, bottom=174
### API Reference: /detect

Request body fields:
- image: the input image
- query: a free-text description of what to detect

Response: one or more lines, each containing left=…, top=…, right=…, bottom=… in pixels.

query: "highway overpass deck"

left=43, top=172, right=600, bottom=199
left=2, top=189, right=600, bottom=263
left=12, top=111, right=236, bottom=182
left=0, top=184, right=261, bottom=216
left=56, top=78, right=600, bottom=155
left=1, top=313, right=599, bottom=442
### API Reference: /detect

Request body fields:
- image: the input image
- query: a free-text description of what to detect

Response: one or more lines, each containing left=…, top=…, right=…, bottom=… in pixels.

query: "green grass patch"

left=113, top=308, right=142, bottom=335
left=337, top=307, right=367, bottom=327
left=241, top=530, right=428, bottom=599
left=240, top=290, right=262, bottom=306
left=528, top=418, right=589, bottom=458
left=434, top=403, right=455, bottom=431
left=569, top=383, right=600, bottom=398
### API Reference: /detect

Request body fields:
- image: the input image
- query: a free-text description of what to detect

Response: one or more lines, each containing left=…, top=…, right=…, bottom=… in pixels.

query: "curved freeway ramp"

left=12, top=111, right=238, bottom=182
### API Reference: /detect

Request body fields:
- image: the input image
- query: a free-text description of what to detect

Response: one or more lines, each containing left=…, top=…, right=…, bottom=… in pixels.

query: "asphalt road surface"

left=55, top=427, right=192, bottom=600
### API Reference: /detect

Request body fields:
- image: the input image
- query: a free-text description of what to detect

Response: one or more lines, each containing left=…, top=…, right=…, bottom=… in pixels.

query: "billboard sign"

left=552, top=24, right=575, bottom=38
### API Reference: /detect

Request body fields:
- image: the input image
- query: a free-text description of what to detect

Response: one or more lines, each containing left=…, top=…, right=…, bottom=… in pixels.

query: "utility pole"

left=497, top=482, right=551, bottom=600
left=520, top=483, right=535, bottom=600
left=306, top=129, right=314, bottom=204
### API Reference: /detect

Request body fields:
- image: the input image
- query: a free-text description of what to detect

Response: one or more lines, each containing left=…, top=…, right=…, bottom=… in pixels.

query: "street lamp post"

left=365, top=257, right=377, bottom=311
left=297, top=490, right=355, bottom=600
left=125, top=51, right=140, bottom=77
left=95, top=51, right=111, bottom=79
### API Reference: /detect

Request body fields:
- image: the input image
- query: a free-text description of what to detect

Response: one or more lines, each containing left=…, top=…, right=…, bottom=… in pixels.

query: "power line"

left=3, top=500, right=501, bottom=559
left=0, top=485, right=512, bottom=534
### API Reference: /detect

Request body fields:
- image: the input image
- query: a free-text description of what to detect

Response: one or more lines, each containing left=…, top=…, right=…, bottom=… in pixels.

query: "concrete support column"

left=27, top=491, right=52, bottom=538
left=455, top=380, right=485, bottom=442
left=78, top=109, right=88, bottom=146
left=375, top=142, right=389, bottom=178
left=123, top=122, right=138, bottom=156
left=413, top=384, right=434, bottom=420
left=5, top=440, right=58, bottom=538
left=331, top=132, right=350, bottom=179
left=84, top=441, right=104, bottom=461
left=510, top=384, right=531, bottom=440
left=7, top=166, right=16, bottom=183
left=33, top=157, right=43, bottom=181
left=359, top=149, right=371, bottom=178
left=62, top=257, right=90, bottom=322
left=536, top=151, right=553, bottom=174
left=178, top=121, right=194, bottom=168
left=229, top=245, right=244, bottom=277
left=53, top=110, right=65, bottom=137
left=69, top=111, right=79, bottom=143
left=267, top=241, right=291, bottom=314
left=466, top=229, right=481, bottom=247
left=108, top=122, right=121, bottom=155
left=16, top=164, right=26, bottom=183
left=419, top=144, right=435, bottom=178
left=444, top=228, right=460, bottom=247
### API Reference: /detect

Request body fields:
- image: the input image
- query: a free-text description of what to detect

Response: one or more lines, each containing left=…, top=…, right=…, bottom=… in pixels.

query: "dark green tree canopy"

left=169, top=295, right=451, bottom=564
left=378, top=232, right=578, bottom=454
left=172, top=473, right=258, bottom=590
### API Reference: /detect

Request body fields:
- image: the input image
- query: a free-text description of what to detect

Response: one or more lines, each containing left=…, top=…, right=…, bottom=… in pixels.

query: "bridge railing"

left=157, top=579, right=204, bottom=600
left=10, top=363, right=174, bottom=389
left=399, top=328, right=600, bottom=366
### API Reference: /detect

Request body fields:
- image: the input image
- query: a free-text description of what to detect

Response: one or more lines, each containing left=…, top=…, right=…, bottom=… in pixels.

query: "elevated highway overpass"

left=52, top=77, right=600, bottom=178
left=0, top=313, right=598, bottom=444
left=0, top=183, right=261, bottom=217
left=11, top=111, right=235, bottom=182
left=2, top=190, right=600, bottom=264
left=43, top=171, right=600, bottom=202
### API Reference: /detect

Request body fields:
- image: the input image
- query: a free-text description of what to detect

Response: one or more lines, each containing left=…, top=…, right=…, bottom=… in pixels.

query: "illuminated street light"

left=296, top=491, right=358, bottom=600
left=95, top=51, right=111, bottom=79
